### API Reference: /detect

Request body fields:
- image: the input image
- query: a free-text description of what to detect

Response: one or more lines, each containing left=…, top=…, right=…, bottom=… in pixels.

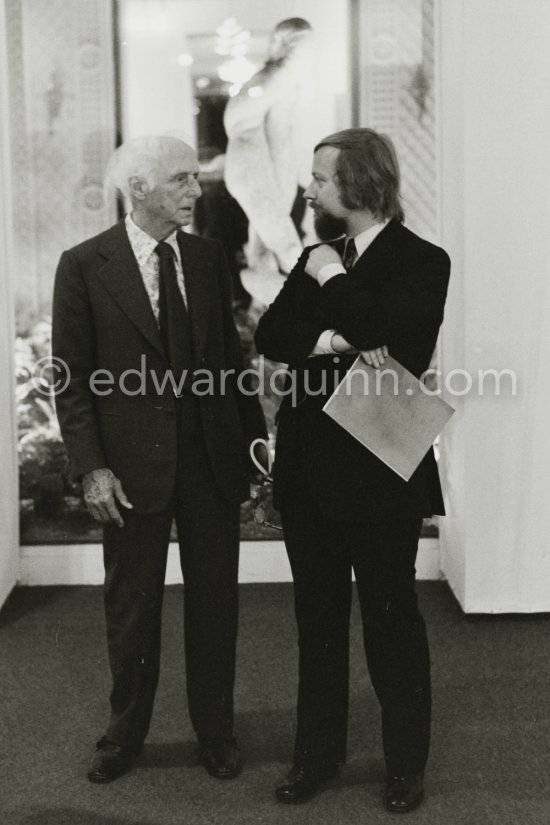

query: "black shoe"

left=87, top=737, right=142, bottom=783
left=385, top=773, right=424, bottom=813
left=199, top=737, right=241, bottom=779
left=275, top=763, right=338, bottom=804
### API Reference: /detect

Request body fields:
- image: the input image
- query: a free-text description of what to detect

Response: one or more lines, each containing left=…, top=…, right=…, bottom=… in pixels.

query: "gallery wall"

left=438, top=0, right=550, bottom=612
left=0, top=0, right=19, bottom=608
left=5, top=0, right=117, bottom=331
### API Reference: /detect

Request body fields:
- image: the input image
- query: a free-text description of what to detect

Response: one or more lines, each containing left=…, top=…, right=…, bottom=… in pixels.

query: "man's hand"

left=331, top=336, right=388, bottom=366
left=82, top=468, right=133, bottom=527
left=305, top=245, right=344, bottom=282
left=361, top=345, right=389, bottom=368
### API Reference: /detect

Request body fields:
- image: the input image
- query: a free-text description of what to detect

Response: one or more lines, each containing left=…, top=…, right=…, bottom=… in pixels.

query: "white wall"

left=118, top=0, right=197, bottom=141
left=438, top=0, right=550, bottom=612
left=0, top=0, right=20, bottom=607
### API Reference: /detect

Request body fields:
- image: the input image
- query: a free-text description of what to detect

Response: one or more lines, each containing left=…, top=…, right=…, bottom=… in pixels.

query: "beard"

left=312, top=208, right=347, bottom=241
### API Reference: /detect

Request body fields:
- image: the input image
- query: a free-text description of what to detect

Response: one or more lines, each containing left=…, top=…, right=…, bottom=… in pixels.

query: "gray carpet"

left=1, top=581, right=549, bottom=825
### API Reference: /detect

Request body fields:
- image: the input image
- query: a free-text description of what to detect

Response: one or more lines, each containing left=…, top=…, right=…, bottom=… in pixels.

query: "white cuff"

left=318, top=263, right=346, bottom=286
left=308, top=329, right=338, bottom=357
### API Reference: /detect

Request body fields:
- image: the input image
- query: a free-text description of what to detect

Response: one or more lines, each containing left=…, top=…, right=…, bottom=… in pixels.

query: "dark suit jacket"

left=52, top=220, right=266, bottom=513
left=255, top=219, right=450, bottom=522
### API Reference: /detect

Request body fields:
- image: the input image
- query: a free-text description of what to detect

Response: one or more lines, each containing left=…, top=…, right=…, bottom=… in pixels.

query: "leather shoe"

left=276, top=762, right=338, bottom=804
left=87, top=737, right=142, bottom=783
left=385, top=773, right=424, bottom=813
left=199, top=737, right=241, bottom=779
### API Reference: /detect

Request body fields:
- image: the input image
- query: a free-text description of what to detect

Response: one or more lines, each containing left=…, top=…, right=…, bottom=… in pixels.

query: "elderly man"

left=53, top=135, right=266, bottom=783
left=255, top=128, right=450, bottom=812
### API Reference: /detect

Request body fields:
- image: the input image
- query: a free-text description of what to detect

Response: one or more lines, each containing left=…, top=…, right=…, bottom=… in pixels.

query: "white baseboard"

left=18, top=538, right=441, bottom=586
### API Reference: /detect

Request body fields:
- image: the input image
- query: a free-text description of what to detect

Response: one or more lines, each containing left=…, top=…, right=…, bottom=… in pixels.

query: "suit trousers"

left=281, top=483, right=431, bottom=777
left=102, top=397, right=241, bottom=747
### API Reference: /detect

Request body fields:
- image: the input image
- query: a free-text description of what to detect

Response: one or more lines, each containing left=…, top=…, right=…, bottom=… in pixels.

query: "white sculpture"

left=223, top=18, right=313, bottom=306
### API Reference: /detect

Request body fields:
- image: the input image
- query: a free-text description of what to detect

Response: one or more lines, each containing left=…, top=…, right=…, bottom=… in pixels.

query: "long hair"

left=315, top=128, right=404, bottom=222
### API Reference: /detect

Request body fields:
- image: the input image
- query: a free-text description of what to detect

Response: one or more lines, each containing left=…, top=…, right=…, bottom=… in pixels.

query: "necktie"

left=343, top=237, right=357, bottom=271
left=155, top=242, right=192, bottom=384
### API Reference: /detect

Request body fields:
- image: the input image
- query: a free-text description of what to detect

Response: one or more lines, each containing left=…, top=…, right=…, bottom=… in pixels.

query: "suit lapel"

left=96, top=223, right=213, bottom=364
left=177, top=231, right=211, bottom=362
left=349, top=219, right=402, bottom=288
left=97, top=221, right=165, bottom=358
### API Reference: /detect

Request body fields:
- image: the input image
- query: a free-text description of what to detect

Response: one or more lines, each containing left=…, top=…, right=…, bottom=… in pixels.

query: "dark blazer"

left=255, top=219, right=450, bottom=522
left=52, top=220, right=266, bottom=513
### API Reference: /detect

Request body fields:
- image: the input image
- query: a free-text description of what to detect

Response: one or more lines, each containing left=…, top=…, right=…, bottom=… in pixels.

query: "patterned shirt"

left=125, top=214, right=188, bottom=322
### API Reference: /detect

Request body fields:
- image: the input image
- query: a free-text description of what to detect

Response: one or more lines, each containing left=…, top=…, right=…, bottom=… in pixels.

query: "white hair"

left=104, top=133, right=194, bottom=201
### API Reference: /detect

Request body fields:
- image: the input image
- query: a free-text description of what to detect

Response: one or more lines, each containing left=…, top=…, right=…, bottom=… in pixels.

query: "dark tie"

left=343, top=237, right=357, bottom=271
left=155, top=241, right=192, bottom=385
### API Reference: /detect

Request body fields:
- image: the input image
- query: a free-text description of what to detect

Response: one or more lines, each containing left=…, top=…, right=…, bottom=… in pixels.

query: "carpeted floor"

left=1, top=581, right=549, bottom=825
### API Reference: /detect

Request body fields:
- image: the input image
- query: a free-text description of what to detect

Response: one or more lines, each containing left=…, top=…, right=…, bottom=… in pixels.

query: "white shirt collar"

left=350, top=218, right=390, bottom=258
left=125, top=214, right=180, bottom=267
